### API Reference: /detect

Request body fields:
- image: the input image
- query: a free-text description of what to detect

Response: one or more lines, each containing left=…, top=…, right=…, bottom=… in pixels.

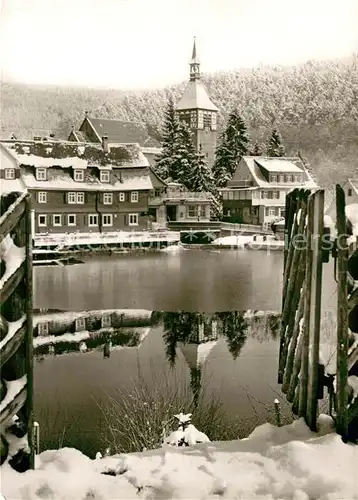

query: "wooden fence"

left=278, top=186, right=358, bottom=439
left=0, top=192, right=34, bottom=470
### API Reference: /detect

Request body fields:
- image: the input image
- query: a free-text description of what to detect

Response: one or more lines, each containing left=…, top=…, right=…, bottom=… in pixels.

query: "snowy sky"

left=1, top=0, right=357, bottom=90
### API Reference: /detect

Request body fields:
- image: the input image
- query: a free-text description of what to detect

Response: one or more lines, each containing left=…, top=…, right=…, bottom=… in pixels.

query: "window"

left=37, top=192, right=47, bottom=203
left=101, top=313, right=111, bottom=328
left=102, top=214, right=113, bottom=227
left=261, top=191, right=267, bottom=199
left=199, top=205, right=206, bottom=218
left=5, top=168, right=15, bottom=179
left=295, top=175, right=301, bottom=183
left=267, top=191, right=273, bottom=199
left=211, top=113, right=217, bottom=130
left=287, top=175, right=293, bottom=182
left=348, top=188, right=353, bottom=197
left=128, top=213, right=138, bottom=226
left=103, top=193, right=113, bottom=205
left=75, top=317, right=86, bottom=331
left=198, top=110, right=204, bottom=129
left=280, top=208, right=286, bottom=217
left=190, top=111, right=197, bottom=127
left=52, top=214, right=62, bottom=226
left=131, top=191, right=138, bottom=203
left=38, top=214, right=47, bottom=227
left=119, top=192, right=125, bottom=202
left=38, top=322, right=49, bottom=336
left=275, top=191, right=280, bottom=199
left=203, top=112, right=211, bottom=128
left=77, top=192, right=84, bottom=204
left=74, top=169, right=84, bottom=182
left=36, top=168, right=47, bottom=181
left=265, top=207, right=277, bottom=216
left=154, top=188, right=161, bottom=197
left=88, top=214, right=99, bottom=227
left=67, top=192, right=76, bottom=204
left=271, top=175, right=277, bottom=182
left=68, top=214, right=76, bottom=226
left=188, top=205, right=196, bottom=217
left=279, top=175, right=285, bottom=183
left=100, top=170, right=110, bottom=183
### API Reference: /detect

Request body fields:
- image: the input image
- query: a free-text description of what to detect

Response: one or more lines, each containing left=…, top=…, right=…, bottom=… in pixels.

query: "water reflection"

left=162, top=311, right=280, bottom=365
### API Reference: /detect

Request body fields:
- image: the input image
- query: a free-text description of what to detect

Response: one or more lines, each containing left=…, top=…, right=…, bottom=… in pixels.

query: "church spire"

left=189, top=37, right=200, bottom=81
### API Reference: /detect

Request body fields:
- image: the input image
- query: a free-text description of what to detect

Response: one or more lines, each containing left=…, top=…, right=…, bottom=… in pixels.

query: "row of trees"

left=154, top=100, right=287, bottom=203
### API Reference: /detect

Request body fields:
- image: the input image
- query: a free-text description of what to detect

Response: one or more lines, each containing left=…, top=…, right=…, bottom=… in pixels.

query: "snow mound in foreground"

left=2, top=415, right=358, bottom=500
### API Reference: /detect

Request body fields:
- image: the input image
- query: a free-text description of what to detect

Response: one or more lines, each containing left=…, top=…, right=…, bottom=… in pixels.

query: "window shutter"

left=64, top=192, right=68, bottom=204
left=124, top=213, right=127, bottom=225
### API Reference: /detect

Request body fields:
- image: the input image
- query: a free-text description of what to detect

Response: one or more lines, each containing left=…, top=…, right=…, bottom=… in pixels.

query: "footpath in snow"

left=1, top=415, right=358, bottom=499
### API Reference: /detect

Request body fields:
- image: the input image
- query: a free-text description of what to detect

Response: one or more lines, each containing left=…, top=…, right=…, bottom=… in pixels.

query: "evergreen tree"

left=187, top=146, right=214, bottom=192
left=154, top=96, right=181, bottom=180
left=250, top=141, right=263, bottom=156
left=212, top=109, right=249, bottom=187
left=173, top=120, right=197, bottom=187
left=266, top=129, right=285, bottom=157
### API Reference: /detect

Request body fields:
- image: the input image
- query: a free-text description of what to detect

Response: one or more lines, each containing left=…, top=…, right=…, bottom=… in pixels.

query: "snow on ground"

left=34, top=231, right=181, bottom=248
left=0, top=234, right=26, bottom=286
left=346, top=204, right=358, bottom=236
left=213, top=234, right=284, bottom=250
left=212, top=235, right=254, bottom=248
left=2, top=415, right=358, bottom=500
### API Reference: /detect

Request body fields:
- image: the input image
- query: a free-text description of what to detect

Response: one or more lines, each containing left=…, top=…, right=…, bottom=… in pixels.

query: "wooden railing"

left=0, top=192, right=34, bottom=470
left=278, top=186, right=358, bottom=439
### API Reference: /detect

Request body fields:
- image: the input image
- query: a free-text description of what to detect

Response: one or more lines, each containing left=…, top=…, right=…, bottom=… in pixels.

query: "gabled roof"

left=83, top=116, right=161, bottom=147
left=175, top=80, right=219, bottom=111
left=3, top=140, right=149, bottom=169
left=228, top=156, right=318, bottom=189
left=348, top=178, right=358, bottom=195
left=0, top=143, right=27, bottom=194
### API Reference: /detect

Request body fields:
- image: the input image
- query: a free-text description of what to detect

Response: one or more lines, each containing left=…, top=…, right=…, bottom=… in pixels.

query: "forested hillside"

left=1, top=55, right=357, bottom=186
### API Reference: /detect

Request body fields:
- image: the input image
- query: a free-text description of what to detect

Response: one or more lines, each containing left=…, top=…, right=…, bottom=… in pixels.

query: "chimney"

left=102, top=134, right=109, bottom=153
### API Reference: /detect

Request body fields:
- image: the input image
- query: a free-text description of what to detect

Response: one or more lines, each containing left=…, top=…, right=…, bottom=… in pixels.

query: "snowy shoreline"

left=2, top=414, right=358, bottom=499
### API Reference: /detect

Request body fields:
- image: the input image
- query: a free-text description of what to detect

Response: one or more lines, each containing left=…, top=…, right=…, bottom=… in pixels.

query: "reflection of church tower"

left=175, top=38, right=219, bottom=169
left=179, top=316, right=219, bottom=407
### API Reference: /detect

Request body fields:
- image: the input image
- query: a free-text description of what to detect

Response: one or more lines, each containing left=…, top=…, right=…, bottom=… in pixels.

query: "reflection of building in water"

left=178, top=314, right=220, bottom=407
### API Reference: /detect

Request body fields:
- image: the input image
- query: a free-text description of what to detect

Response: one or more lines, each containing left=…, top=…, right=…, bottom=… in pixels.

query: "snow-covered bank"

left=213, top=234, right=284, bottom=250
left=2, top=415, right=358, bottom=499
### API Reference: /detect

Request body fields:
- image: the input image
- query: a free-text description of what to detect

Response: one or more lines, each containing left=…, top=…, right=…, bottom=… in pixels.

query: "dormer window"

left=36, top=168, right=47, bottom=181
left=74, top=169, right=84, bottom=182
left=100, top=170, right=110, bottom=183
left=5, top=168, right=15, bottom=179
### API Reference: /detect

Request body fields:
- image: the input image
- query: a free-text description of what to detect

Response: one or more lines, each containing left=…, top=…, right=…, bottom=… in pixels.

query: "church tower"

left=175, top=38, right=218, bottom=169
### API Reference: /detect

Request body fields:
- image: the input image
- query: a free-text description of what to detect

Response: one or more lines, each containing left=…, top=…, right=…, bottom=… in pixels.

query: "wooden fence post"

left=306, top=189, right=324, bottom=431
left=299, top=194, right=314, bottom=418
left=335, top=185, right=349, bottom=438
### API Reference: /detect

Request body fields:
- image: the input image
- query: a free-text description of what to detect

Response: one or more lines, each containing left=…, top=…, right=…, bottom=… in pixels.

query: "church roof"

left=175, top=80, right=219, bottom=112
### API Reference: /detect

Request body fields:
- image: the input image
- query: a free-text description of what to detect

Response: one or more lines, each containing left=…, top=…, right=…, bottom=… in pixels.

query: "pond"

left=33, top=248, right=337, bottom=457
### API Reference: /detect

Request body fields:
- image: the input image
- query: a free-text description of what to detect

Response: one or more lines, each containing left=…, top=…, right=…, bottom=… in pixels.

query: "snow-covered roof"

left=175, top=80, right=219, bottom=112
left=348, top=178, right=358, bottom=195
left=255, top=158, right=303, bottom=173
left=0, top=143, right=27, bottom=194
left=229, top=156, right=318, bottom=189
left=4, top=140, right=149, bottom=169
left=21, top=167, right=153, bottom=192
